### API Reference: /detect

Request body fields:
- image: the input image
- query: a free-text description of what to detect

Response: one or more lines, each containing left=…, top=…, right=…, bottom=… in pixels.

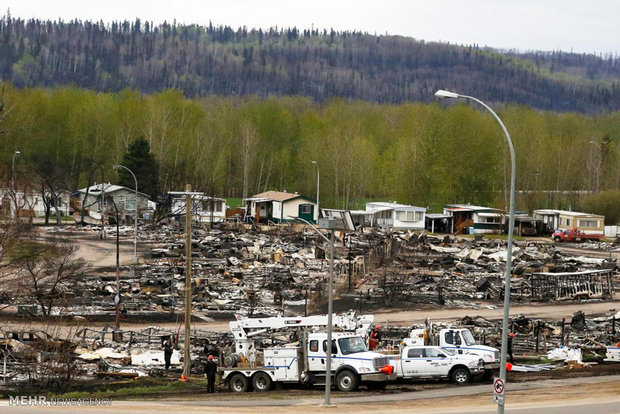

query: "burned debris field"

left=1, top=222, right=618, bottom=398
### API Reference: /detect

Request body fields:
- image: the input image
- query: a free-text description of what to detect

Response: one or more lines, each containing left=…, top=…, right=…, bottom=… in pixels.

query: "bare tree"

left=0, top=221, right=36, bottom=311
left=11, top=239, right=85, bottom=316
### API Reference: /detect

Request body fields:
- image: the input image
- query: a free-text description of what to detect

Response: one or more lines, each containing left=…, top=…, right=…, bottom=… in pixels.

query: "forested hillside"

left=1, top=15, right=619, bottom=113
left=1, top=86, right=618, bottom=215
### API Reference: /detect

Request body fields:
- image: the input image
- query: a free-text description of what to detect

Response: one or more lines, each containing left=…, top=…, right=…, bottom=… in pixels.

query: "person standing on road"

left=204, top=354, right=218, bottom=393
left=508, top=332, right=515, bottom=364
left=163, top=341, right=173, bottom=370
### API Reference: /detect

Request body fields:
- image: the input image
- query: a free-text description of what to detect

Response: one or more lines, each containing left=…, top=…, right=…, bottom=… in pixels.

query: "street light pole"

left=184, top=184, right=192, bottom=379
left=312, top=160, right=320, bottom=222
left=113, top=164, right=139, bottom=264
left=435, top=90, right=516, bottom=414
left=11, top=150, right=20, bottom=221
left=108, top=198, right=121, bottom=329
left=290, top=215, right=334, bottom=407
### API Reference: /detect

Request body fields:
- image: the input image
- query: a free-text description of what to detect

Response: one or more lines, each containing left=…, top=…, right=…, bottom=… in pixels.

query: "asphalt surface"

left=1, top=374, right=619, bottom=413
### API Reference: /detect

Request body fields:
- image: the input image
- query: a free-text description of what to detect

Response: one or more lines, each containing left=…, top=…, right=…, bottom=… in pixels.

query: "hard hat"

left=508, top=332, right=515, bottom=338
left=208, top=355, right=214, bottom=360
left=375, top=325, right=381, bottom=330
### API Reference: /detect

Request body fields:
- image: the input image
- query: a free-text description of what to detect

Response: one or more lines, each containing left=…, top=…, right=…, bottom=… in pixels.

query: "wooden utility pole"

left=168, top=187, right=206, bottom=380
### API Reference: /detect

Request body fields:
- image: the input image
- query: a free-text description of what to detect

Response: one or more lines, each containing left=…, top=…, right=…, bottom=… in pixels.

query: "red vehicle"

left=552, top=228, right=603, bottom=242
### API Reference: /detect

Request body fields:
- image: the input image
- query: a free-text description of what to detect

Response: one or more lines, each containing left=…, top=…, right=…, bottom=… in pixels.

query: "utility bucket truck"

left=405, top=323, right=500, bottom=375
left=221, top=312, right=396, bottom=392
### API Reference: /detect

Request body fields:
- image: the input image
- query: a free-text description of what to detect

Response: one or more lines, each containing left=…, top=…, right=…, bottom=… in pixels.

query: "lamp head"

left=14, top=150, right=20, bottom=155
left=112, top=164, right=120, bottom=170
left=434, top=89, right=460, bottom=99
left=312, top=160, right=317, bottom=165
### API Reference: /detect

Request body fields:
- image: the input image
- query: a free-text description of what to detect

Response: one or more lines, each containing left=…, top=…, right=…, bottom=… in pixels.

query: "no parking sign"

left=493, top=377, right=505, bottom=405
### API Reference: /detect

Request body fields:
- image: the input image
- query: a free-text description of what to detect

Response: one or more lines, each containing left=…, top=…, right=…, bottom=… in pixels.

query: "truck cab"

left=306, top=332, right=394, bottom=391
left=390, top=345, right=484, bottom=384
left=553, top=228, right=582, bottom=242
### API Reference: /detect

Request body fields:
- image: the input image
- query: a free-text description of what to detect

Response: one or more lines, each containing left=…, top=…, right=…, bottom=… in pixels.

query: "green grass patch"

left=473, top=234, right=526, bottom=241
left=226, top=197, right=243, bottom=209
left=48, top=376, right=207, bottom=400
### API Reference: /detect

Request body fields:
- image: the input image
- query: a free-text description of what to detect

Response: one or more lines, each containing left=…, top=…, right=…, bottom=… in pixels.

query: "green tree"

left=117, top=137, right=159, bottom=199
left=579, top=190, right=620, bottom=225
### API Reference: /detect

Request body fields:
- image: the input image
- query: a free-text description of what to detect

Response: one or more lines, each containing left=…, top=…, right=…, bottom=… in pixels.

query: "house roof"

left=248, top=190, right=316, bottom=204
left=252, top=190, right=300, bottom=202
left=322, top=208, right=374, bottom=217
left=444, top=204, right=502, bottom=213
left=533, top=209, right=603, bottom=218
left=77, top=183, right=150, bottom=199
left=477, top=212, right=503, bottom=218
left=426, top=214, right=453, bottom=220
left=168, top=193, right=225, bottom=202
left=366, top=201, right=426, bottom=211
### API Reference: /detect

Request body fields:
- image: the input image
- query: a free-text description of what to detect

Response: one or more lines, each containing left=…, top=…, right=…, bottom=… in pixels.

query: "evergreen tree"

left=117, top=137, right=159, bottom=199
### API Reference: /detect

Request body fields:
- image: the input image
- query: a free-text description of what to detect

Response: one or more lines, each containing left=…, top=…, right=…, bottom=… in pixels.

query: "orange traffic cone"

left=180, top=374, right=188, bottom=381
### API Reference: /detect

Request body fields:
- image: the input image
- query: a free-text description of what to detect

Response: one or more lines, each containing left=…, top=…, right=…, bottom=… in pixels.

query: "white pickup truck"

left=407, top=327, right=500, bottom=374
left=389, top=345, right=485, bottom=384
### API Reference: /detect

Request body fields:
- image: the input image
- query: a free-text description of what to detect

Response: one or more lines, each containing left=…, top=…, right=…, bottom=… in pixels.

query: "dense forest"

left=1, top=85, right=618, bottom=220
left=1, top=15, right=619, bottom=113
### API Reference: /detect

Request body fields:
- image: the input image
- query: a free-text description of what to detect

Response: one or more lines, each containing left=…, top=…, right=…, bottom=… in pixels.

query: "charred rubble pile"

left=37, top=224, right=618, bottom=319
left=0, top=324, right=233, bottom=389
left=51, top=225, right=379, bottom=320
left=453, top=310, right=619, bottom=358
left=363, top=232, right=617, bottom=307
left=2, top=309, right=618, bottom=389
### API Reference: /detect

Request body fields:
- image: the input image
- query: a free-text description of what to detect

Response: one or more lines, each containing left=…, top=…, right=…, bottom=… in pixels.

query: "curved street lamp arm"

left=287, top=215, right=330, bottom=244
left=113, top=164, right=138, bottom=192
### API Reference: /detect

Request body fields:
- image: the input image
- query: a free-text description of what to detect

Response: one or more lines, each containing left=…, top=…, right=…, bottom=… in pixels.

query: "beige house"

left=533, top=209, right=605, bottom=237
left=244, top=190, right=318, bottom=224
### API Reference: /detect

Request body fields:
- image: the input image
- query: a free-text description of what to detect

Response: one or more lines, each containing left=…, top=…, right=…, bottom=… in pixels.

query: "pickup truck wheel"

left=451, top=367, right=471, bottom=385
left=554, top=236, right=561, bottom=242
left=228, top=373, right=250, bottom=392
left=252, top=372, right=273, bottom=392
left=335, top=370, right=359, bottom=392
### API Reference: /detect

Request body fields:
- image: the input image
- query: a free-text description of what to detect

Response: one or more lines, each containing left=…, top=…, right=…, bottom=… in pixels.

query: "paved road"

left=2, top=374, right=618, bottom=413
left=373, top=299, right=620, bottom=325
left=555, top=244, right=619, bottom=260
left=431, top=400, right=620, bottom=414
left=41, top=229, right=145, bottom=268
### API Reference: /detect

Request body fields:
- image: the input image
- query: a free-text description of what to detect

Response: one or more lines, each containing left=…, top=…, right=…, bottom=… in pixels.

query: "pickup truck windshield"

left=462, top=330, right=476, bottom=346
left=338, top=337, right=367, bottom=355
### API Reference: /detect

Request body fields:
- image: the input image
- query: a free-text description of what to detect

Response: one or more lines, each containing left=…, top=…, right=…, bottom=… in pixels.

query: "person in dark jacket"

left=204, top=355, right=217, bottom=393
left=507, top=332, right=515, bottom=364
left=163, top=341, right=173, bottom=370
